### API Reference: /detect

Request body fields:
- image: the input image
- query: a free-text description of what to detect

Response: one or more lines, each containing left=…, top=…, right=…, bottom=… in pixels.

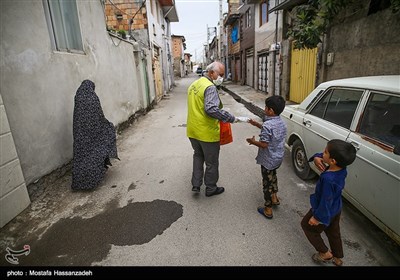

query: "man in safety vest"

left=187, top=61, right=247, bottom=197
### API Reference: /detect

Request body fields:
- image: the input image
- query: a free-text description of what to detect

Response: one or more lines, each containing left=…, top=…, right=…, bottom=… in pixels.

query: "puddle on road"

left=1, top=199, right=183, bottom=266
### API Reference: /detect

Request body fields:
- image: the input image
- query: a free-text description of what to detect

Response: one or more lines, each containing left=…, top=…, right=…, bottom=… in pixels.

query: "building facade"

left=171, top=35, right=186, bottom=77
left=0, top=0, right=161, bottom=227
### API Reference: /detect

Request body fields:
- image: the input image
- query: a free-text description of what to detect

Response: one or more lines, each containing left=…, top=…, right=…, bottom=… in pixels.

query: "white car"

left=281, top=75, right=400, bottom=245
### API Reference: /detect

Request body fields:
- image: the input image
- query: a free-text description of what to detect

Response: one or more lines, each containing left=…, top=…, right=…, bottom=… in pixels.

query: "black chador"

left=71, top=80, right=119, bottom=190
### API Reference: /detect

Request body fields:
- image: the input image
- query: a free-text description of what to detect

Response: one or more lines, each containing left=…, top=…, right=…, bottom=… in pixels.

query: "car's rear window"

left=359, top=92, right=400, bottom=147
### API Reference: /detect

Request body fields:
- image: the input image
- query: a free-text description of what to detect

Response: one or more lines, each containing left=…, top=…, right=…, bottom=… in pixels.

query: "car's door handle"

left=303, top=120, right=311, bottom=127
left=349, top=141, right=360, bottom=150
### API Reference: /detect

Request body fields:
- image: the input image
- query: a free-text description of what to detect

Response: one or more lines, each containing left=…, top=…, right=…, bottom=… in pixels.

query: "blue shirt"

left=309, top=153, right=348, bottom=226
left=255, top=116, right=287, bottom=170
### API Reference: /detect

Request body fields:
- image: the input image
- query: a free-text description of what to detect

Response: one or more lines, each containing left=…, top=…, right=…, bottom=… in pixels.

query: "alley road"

left=0, top=74, right=399, bottom=268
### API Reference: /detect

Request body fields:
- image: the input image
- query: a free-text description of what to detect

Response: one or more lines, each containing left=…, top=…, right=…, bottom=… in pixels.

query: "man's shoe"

left=192, top=186, right=200, bottom=193
left=205, top=187, right=224, bottom=197
left=271, top=193, right=280, bottom=206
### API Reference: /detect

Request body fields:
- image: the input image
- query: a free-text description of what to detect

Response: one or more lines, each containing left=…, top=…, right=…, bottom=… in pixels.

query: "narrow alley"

left=0, top=75, right=399, bottom=269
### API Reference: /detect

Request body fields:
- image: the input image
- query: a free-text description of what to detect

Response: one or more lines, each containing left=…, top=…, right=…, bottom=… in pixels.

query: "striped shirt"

left=255, top=116, right=287, bottom=170
left=204, top=81, right=235, bottom=123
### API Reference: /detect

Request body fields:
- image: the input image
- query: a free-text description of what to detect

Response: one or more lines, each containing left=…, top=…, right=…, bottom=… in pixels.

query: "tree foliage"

left=287, top=0, right=400, bottom=50
left=392, top=0, right=400, bottom=13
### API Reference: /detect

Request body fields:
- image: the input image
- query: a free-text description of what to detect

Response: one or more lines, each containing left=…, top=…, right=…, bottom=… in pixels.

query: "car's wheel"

left=291, top=139, right=316, bottom=180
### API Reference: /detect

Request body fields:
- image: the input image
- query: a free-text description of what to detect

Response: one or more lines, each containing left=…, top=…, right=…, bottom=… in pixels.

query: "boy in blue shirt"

left=301, top=139, right=356, bottom=266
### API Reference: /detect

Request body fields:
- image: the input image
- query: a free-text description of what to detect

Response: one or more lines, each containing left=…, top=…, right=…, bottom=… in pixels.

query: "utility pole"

left=206, top=25, right=209, bottom=64
left=203, top=43, right=207, bottom=67
left=207, top=24, right=209, bottom=46
left=207, top=25, right=217, bottom=64
left=218, top=0, right=223, bottom=61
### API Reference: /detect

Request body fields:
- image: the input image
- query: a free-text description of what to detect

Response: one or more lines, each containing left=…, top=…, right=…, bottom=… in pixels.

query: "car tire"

left=291, top=139, right=316, bottom=180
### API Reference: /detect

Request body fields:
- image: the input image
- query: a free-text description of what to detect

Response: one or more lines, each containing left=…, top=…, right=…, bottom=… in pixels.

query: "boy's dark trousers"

left=301, top=209, right=344, bottom=258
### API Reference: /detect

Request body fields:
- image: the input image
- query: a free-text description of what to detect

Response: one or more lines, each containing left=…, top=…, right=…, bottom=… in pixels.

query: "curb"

left=221, top=85, right=265, bottom=119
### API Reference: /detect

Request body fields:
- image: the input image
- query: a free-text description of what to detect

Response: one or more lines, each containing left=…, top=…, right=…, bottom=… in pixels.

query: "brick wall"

left=171, top=37, right=183, bottom=58
left=105, top=0, right=148, bottom=32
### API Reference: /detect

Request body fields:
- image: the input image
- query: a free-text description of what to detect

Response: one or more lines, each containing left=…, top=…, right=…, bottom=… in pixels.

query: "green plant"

left=287, top=0, right=399, bottom=50
left=118, top=29, right=127, bottom=39
left=392, top=0, right=400, bottom=13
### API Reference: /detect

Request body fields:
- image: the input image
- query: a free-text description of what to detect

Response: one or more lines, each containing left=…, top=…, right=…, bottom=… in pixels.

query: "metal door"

left=345, top=91, right=400, bottom=244
left=289, top=42, right=317, bottom=103
left=258, top=54, right=267, bottom=92
left=235, top=56, right=240, bottom=82
left=152, top=47, right=163, bottom=102
left=246, top=48, right=254, bottom=87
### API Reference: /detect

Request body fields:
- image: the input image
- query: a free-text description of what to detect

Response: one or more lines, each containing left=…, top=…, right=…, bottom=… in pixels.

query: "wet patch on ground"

left=343, top=238, right=361, bottom=250
left=0, top=199, right=183, bottom=266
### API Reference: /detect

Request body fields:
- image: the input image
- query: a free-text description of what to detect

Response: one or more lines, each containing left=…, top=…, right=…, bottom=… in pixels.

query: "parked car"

left=281, top=75, right=400, bottom=245
left=195, top=67, right=203, bottom=75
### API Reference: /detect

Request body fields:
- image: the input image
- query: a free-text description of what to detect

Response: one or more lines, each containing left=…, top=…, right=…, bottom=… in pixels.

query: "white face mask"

left=213, top=76, right=224, bottom=86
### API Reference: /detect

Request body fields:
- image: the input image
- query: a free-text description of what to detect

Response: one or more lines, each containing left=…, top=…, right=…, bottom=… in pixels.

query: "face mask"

left=213, top=76, right=224, bottom=86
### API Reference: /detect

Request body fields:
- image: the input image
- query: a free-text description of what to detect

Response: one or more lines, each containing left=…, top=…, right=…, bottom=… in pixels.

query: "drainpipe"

left=271, top=51, right=276, bottom=95
left=271, top=10, right=279, bottom=95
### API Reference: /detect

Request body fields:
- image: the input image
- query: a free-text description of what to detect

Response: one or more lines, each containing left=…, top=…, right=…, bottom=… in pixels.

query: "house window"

left=260, top=1, right=269, bottom=26
left=43, top=0, right=83, bottom=53
left=231, top=23, right=240, bottom=44
left=149, top=0, right=154, bottom=16
left=245, top=9, right=251, bottom=28
left=155, top=0, right=160, bottom=24
left=153, top=46, right=160, bottom=59
left=368, top=0, right=391, bottom=15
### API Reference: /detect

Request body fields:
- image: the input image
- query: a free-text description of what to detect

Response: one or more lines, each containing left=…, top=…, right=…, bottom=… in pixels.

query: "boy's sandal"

left=257, top=207, right=273, bottom=219
left=312, top=253, right=333, bottom=264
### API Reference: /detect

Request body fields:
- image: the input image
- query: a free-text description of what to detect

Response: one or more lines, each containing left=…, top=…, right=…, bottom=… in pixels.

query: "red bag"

left=220, top=121, right=233, bottom=145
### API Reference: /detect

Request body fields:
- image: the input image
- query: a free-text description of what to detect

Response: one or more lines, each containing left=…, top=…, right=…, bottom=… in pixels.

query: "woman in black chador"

left=71, top=80, right=118, bottom=190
